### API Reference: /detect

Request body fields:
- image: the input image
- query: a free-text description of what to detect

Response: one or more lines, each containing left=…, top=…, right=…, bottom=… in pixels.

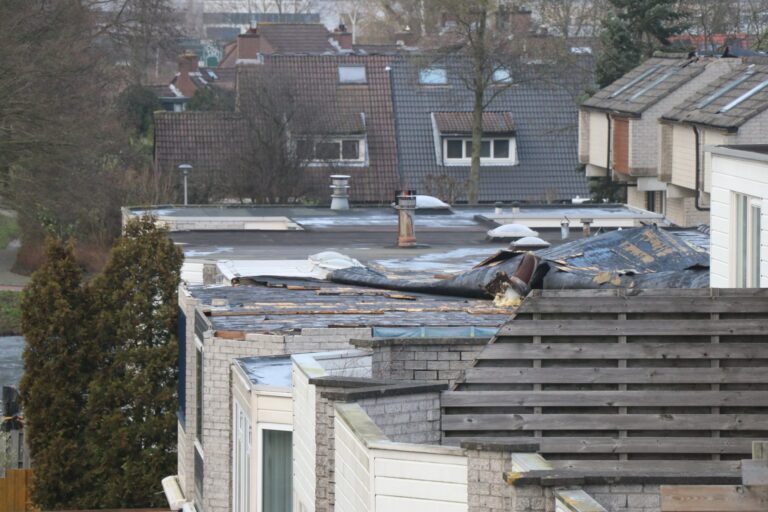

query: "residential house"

left=149, top=51, right=236, bottom=112
left=579, top=54, right=740, bottom=218
left=707, top=144, right=768, bottom=288
left=661, top=63, right=768, bottom=226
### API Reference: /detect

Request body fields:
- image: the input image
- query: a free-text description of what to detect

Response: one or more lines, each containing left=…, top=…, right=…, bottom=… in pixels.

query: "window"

left=194, top=445, right=204, bottom=510
left=493, top=68, right=512, bottom=84
left=258, top=425, right=292, bottom=512
left=233, top=400, right=251, bottom=512
left=195, top=344, right=203, bottom=442
left=419, top=67, right=448, bottom=85
left=338, top=65, right=366, bottom=84
left=298, top=138, right=365, bottom=164
left=442, top=137, right=517, bottom=165
left=178, top=308, right=186, bottom=428
left=734, top=193, right=762, bottom=287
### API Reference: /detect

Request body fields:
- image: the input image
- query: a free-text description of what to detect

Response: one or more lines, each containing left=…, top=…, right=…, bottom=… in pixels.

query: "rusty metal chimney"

left=330, top=175, right=350, bottom=210
left=395, top=190, right=417, bottom=247
left=581, top=218, right=593, bottom=237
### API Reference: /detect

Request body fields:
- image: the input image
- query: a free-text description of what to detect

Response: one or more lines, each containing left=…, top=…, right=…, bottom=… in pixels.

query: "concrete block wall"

left=356, top=391, right=441, bottom=444
left=466, top=447, right=515, bottom=512
left=583, top=484, right=661, bottom=512
left=364, top=338, right=489, bottom=386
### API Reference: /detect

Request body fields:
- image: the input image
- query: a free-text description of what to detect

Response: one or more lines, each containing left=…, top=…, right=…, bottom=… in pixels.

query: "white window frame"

left=338, top=64, right=367, bottom=84
left=442, top=137, right=517, bottom=166
left=732, top=193, right=762, bottom=287
left=303, top=138, right=367, bottom=166
left=492, top=68, right=512, bottom=84
left=232, top=399, right=251, bottom=512
left=419, top=67, right=448, bottom=85
left=256, top=423, right=293, bottom=512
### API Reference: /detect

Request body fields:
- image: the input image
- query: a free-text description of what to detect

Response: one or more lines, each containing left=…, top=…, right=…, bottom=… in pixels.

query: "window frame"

left=299, top=138, right=367, bottom=166
left=256, top=423, right=293, bottom=512
left=232, top=399, right=251, bottom=512
left=733, top=193, right=762, bottom=287
left=492, top=68, right=512, bottom=84
left=419, top=67, right=448, bottom=85
left=338, top=64, right=367, bottom=84
left=442, top=137, right=517, bottom=166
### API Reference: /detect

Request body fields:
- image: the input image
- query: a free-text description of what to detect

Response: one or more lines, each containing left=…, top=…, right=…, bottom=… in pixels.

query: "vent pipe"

left=395, top=190, right=417, bottom=247
left=330, top=175, right=350, bottom=210
left=581, top=218, right=593, bottom=237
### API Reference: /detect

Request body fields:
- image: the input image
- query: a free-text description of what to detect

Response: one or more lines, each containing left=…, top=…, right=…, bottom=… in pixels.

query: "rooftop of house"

left=581, top=55, right=710, bottom=116
left=234, top=355, right=292, bottom=388
left=662, top=63, right=768, bottom=130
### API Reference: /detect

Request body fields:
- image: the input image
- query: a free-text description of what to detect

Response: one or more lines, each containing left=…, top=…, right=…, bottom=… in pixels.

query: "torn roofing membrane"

left=329, top=226, right=710, bottom=298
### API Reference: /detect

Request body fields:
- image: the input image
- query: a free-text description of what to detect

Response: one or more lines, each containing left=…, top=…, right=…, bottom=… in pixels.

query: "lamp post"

left=178, top=164, right=192, bottom=206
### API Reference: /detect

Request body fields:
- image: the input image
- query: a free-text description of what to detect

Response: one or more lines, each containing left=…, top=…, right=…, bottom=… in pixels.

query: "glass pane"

left=295, top=139, right=313, bottom=160
left=465, top=140, right=472, bottom=157
left=263, top=430, right=292, bottom=512
left=480, top=140, right=491, bottom=158
left=446, top=140, right=463, bottom=159
left=736, top=195, right=748, bottom=287
left=341, top=140, right=359, bottom=159
left=339, top=65, right=366, bottom=84
left=494, top=139, right=509, bottom=158
left=196, top=348, right=203, bottom=441
left=419, top=67, right=447, bottom=84
left=493, top=68, right=512, bottom=83
left=315, top=142, right=340, bottom=160
left=751, top=204, right=761, bottom=287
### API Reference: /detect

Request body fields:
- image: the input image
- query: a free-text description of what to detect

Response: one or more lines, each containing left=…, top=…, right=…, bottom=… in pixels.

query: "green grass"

left=0, top=214, right=19, bottom=249
left=0, top=291, right=21, bottom=335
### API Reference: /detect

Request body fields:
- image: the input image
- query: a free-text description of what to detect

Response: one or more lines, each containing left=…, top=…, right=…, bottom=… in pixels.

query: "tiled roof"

left=581, top=56, right=708, bottom=116
left=146, top=84, right=179, bottom=99
left=662, top=64, right=768, bottom=130
left=257, top=23, right=334, bottom=54
left=434, top=111, right=516, bottom=135
left=391, top=56, right=589, bottom=202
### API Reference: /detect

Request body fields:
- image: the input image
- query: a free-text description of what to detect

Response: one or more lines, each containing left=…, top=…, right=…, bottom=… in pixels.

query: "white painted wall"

left=292, top=364, right=317, bottom=512
left=334, top=403, right=468, bottom=512
left=587, top=111, right=608, bottom=168
left=709, top=149, right=768, bottom=288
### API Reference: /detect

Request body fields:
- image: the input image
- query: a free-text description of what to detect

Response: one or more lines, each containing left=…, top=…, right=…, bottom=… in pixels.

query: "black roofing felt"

left=390, top=57, right=589, bottom=202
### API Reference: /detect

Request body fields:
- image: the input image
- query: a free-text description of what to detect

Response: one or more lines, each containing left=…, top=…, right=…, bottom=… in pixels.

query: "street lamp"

left=178, top=164, right=192, bottom=206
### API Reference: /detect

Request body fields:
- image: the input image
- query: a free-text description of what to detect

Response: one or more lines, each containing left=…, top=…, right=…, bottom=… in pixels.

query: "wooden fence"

left=0, top=469, right=33, bottom=512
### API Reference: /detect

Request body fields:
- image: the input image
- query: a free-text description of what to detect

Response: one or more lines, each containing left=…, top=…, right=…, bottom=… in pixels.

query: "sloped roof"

left=257, top=23, right=334, bottom=54
left=442, top=288, right=768, bottom=482
left=434, top=111, right=516, bottom=135
left=662, top=63, right=768, bottom=130
left=391, top=56, right=589, bottom=202
left=582, top=56, right=707, bottom=116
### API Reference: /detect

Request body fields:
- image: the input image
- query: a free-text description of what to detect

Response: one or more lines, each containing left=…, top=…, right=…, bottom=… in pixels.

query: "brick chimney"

left=237, top=28, right=262, bottom=60
left=176, top=51, right=199, bottom=97
left=331, top=24, right=353, bottom=50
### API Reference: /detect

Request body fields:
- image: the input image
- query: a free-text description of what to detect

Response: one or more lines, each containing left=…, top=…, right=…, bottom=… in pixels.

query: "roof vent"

left=487, top=223, right=538, bottom=240
left=509, top=236, right=550, bottom=250
left=330, top=175, right=350, bottom=210
left=395, top=190, right=417, bottom=247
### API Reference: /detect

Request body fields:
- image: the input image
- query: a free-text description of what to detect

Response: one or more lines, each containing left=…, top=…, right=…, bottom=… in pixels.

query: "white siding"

left=292, top=367, right=317, bottom=512
left=710, top=151, right=768, bottom=288
left=335, top=413, right=373, bottom=512
left=588, top=112, right=609, bottom=168
left=671, top=124, right=696, bottom=190
left=578, top=110, right=590, bottom=163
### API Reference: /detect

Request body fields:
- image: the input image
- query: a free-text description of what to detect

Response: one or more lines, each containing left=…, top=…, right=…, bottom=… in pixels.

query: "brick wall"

left=358, top=338, right=489, bottom=387
left=466, top=447, right=514, bottom=512
left=356, top=391, right=441, bottom=444
left=583, top=484, right=661, bottom=512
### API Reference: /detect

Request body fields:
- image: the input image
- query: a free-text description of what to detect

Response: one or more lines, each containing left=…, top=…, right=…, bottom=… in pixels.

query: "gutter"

left=692, top=126, right=710, bottom=211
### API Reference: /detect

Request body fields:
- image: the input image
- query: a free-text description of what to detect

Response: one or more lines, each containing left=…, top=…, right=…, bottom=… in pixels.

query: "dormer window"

left=432, top=111, right=517, bottom=166
left=419, top=67, right=448, bottom=85
left=493, top=68, right=512, bottom=84
left=339, top=65, right=367, bottom=84
left=297, top=138, right=366, bottom=164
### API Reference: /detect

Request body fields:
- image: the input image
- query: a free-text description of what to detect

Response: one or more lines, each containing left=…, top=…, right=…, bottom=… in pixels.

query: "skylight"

left=719, top=78, right=768, bottom=113
left=696, top=66, right=755, bottom=109
left=610, top=64, right=663, bottom=98
left=493, top=68, right=512, bottom=84
left=628, top=68, right=678, bottom=101
left=419, top=67, right=448, bottom=85
left=339, top=65, right=367, bottom=84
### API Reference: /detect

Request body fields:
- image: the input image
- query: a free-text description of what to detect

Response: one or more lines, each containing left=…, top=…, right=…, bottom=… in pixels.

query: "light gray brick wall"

left=177, top=289, right=199, bottom=501
left=466, top=448, right=519, bottom=512
left=356, top=391, right=442, bottom=444
left=314, top=391, right=338, bottom=512
left=370, top=340, right=487, bottom=386
left=583, top=483, right=661, bottom=512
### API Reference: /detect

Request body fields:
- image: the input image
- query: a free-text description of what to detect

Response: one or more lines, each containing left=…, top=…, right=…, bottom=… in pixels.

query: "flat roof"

left=706, top=143, right=768, bottom=163
left=235, top=355, right=292, bottom=388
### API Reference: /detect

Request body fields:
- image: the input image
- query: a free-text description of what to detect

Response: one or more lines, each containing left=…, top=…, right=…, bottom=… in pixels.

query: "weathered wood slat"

left=478, top=342, right=768, bottom=360
left=551, top=460, right=741, bottom=472
left=446, top=436, right=755, bottom=454
left=508, top=467, right=742, bottom=486
left=516, top=297, right=768, bottom=314
left=441, top=390, right=768, bottom=407
left=661, top=485, right=768, bottom=512
left=441, top=413, right=768, bottom=431
left=461, top=367, right=768, bottom=384
left=497, top=319, right=768, bottom=337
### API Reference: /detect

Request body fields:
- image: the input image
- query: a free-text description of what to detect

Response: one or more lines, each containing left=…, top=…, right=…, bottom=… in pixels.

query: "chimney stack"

left=237, top=28, right=262, bottom=61
left=176, top=51, right=199, bottom=97
left=395, top=190, right=417, bottom=248
left=330, top=175, right=351, bottom=210
left=331, top=24, right=353, bottom=50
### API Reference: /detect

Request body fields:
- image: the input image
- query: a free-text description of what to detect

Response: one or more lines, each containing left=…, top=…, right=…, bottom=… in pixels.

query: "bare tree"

left=531, top=0, right=611, bottom=38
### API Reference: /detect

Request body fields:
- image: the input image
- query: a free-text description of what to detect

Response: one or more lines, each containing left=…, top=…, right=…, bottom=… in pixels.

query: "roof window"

left=610, top=64, right=662, bottom=98
left=719, top=78, right=768, bottom=113
left=339, top=65, right=367, bottom=84
left=419, top=67, right=448, bottom=85
left=697, top=65, right=755, bottom=109
left=493, top=68, right=512, bottom=84
left=628, top=68, right=678, bottom=100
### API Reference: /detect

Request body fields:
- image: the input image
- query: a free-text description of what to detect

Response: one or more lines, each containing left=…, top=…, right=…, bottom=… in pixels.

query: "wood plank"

left=550, top=460, right=741, bottom=472
left=446, top=436, right=756, bottom=454
left=441, top=413, right=768, bottom=431
left=479, top=342, right=768, bottom=360
left=497, top=319, right=768, bottom=337
left=517, top=297, right=768, bottom=314
left=661, top=485, right=768, bottom=512
left=461, top=367, right=768, bottom=384
left=442, top=390, right=768, bottom=408
left=510, top=467, right=742, bottom=487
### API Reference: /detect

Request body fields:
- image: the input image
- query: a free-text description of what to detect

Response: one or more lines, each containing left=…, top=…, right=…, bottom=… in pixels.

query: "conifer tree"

left=19, top=238, right=92, bottom=509
left=81, top=217, right=182, bottom=508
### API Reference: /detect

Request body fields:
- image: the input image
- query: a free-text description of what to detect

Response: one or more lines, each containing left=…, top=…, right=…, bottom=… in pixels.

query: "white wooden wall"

left=292, top=366, right=317, bottom=512
left=588, top=111, right=609, bottom=168
left=710, top=151, right=768, bottom=288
